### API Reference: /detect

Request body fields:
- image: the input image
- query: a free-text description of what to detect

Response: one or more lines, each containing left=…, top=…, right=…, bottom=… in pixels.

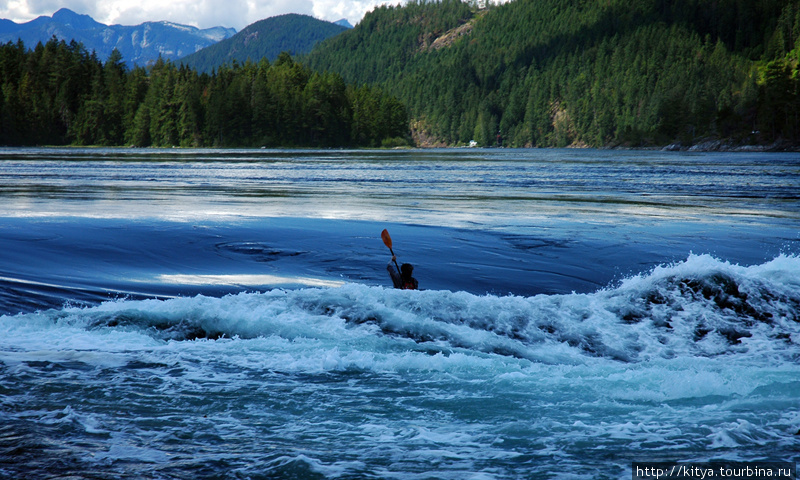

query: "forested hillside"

left=0, top=39, right=408, bottom=147
left=180, top=14, right=347, bottom=74
left=306, top=0, right=800, bottom=148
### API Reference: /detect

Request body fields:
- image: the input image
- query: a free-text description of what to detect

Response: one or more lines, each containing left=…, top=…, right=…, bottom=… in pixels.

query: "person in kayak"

left=387, top=255, right=418, bottom=290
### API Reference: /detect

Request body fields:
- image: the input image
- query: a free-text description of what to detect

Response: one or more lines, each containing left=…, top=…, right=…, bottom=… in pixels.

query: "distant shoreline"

left=3, top=139, right=799, bottom=152
left=657, top=138, right=800, bottom=153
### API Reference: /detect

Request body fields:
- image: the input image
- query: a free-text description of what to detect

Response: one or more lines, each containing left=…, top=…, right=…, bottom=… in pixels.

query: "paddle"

left=381, top=229, right=401, bottom=273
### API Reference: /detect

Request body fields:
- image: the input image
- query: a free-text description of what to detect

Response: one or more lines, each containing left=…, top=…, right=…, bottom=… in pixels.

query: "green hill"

left=181, top=14, right=348, bottom=73
left=305, top=0, right=800, bottom=148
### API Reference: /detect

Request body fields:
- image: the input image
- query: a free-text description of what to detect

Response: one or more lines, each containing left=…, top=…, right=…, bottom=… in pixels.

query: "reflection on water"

left=155, top=274, right=345, bottom=288
left=1, top=147, right=798, bottom=229
left=0, top=147, right=798, bottom=306
left=1, top=148, right=799, bottom=480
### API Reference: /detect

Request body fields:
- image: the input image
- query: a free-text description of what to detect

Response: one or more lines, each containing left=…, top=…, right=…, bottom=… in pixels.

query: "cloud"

left=29, top=0, right=93, bottom=16
left=107, top=0, right=320, bottom=30
left=0, top=0, right=393, bottom=30
left=311, top=0, right=391, bottom=25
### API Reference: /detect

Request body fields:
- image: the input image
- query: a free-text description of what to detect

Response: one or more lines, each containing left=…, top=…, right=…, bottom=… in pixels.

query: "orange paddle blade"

left=381, top=229, right=393, bottom=249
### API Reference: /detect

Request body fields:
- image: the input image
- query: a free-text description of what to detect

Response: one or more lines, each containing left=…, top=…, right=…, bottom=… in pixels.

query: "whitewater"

left=0, top=148, right=798, bottom=479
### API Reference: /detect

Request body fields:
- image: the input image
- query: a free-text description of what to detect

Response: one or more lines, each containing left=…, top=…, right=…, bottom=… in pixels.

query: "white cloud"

left=311, top=0, right=393, bottom=26
left=0, top=0, right=395, bottom=30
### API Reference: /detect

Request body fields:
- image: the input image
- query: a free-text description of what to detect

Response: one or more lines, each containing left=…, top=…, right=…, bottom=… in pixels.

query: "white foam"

left=2, top=255, right=798, bottom=384
left=96, top=441, right=170, bottom=463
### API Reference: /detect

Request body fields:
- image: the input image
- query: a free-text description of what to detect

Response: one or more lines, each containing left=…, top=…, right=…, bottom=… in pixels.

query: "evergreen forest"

left=306, top=0, right=800, bottom=148
left=4, top=0, right=800, bottom=148
left=0, top=39, right=408, bottom=147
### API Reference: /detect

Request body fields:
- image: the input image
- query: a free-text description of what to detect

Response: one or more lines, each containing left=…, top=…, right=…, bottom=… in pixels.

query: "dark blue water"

left=0, top=148, right=798, bottom=479
left=1, top=148, right=796, bottom=312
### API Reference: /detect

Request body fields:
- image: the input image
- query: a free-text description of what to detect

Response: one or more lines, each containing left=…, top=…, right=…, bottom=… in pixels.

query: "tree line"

left=0, top=38, right=409, bottom=147
left=306, top=0, right=800, bottom=148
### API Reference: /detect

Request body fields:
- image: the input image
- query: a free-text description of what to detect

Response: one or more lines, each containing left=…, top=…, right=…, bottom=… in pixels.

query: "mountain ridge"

left=179, top=14, right=348, bottom=73
left=0, top=8, right=236, bottom=66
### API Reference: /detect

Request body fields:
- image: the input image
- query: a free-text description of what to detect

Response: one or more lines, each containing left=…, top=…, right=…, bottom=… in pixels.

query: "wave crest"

left=5, top=254, right=799, bottom=365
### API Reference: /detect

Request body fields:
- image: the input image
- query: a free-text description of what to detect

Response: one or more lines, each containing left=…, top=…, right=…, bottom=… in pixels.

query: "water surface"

left=0, top=148, right=798, bottom=479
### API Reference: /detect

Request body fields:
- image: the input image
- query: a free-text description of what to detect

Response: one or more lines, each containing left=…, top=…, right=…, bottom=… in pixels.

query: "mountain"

left=0, top=8, right=236, bottom=66
left=179, top=14, right=348, bottom=73
left=334, top=19, right=354, bottom=29
left=305, top=0, right=800, bottom=148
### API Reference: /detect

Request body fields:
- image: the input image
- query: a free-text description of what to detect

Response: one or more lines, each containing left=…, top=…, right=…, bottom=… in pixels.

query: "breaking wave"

left=3, top=254, right=798, bottom=368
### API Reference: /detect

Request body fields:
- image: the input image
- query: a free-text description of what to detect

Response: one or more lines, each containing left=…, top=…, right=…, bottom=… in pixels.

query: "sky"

left=0, top=0, right=394, bottom=31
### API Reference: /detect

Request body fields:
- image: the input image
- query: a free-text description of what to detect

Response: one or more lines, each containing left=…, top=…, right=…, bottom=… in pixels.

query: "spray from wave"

left=4, top=254, right=798, bottom=368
